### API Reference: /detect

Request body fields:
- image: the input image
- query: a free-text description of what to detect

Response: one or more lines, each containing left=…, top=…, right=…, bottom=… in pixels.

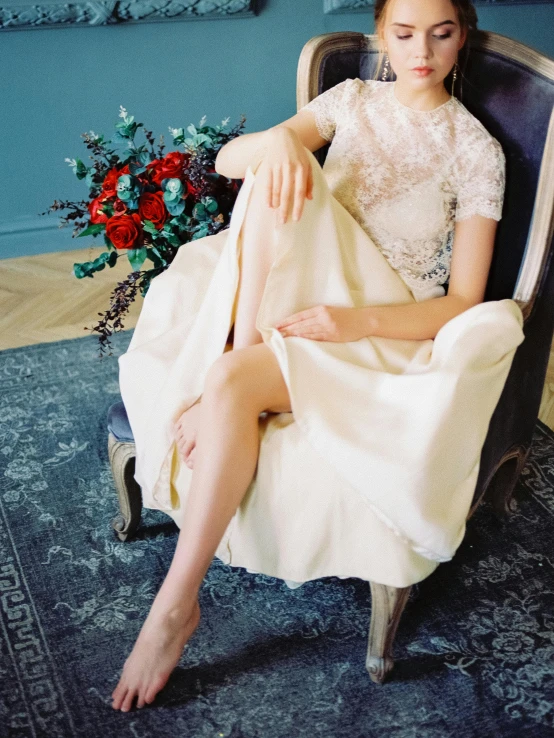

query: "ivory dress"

left=118, top=78, right=525, bottom=588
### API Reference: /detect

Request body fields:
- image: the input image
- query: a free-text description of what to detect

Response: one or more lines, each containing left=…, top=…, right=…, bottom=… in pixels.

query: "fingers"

left=278, top=165, right=293, bottom=224
left=307, top=166, right=314, bottom=200
left=278, top=319, right=319, bottom=337
left=272, top=162, right=311, bottom=224
left=292, top=165, right=307, bottom=222
left=276, top=307, right=319, bottom=329
left=269, top=167, right=279, bottom=209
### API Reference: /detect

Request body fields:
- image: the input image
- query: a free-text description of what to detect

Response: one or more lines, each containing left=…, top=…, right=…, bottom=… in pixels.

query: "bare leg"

left=111, top=343, right=291, bottom=711
left=233, top=167, right=280, bottom=350
left=173, top=168, right=280, bottom=467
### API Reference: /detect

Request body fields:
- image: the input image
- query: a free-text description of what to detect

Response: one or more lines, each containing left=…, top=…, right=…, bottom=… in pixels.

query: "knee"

left=204, top=351, right=249, bottom=404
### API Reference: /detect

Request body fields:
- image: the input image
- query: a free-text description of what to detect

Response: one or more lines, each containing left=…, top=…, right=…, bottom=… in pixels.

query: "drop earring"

left=451, top=58, right=458, bottom=97
left=381, top=50, right=390, bottom=82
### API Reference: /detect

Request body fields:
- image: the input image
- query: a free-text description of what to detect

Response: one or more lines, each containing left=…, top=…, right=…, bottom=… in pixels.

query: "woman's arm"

left=355, top=294, right=476, bottom=341
left=361, top=213, right=498, bottom=340
left=276, top=297, right=474, bottom=342
left=214, top=110, right=328, bottom=180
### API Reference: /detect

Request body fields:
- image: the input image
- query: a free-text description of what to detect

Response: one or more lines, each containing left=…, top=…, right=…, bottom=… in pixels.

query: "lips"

left=412, top=67, right=433, bottom=72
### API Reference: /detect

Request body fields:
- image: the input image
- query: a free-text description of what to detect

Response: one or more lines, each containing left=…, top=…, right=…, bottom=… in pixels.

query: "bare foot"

left=173, top=400, right=202, bottom=469
left=111, top=599, right=201, bottom=711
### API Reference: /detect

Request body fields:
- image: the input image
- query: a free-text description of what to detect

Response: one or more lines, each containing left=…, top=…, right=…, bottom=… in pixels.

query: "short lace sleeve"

left=455, top=136, right=506, bottom=222
left=299, top=78, right=353, bottom=143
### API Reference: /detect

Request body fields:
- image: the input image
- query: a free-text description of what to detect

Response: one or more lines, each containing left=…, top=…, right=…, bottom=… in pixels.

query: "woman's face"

left=381, top=0, right=467, bottom=89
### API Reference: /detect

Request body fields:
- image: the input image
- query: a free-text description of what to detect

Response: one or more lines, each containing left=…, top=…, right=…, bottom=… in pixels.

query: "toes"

left=112, top=686, right=129, bottom=711
left=186, top=448, right=196, bottom=469
left=136, top=687, right=146, bottom=709
left=179, top=440, right=195, bottom=463
left=120, top=687, right=136, bottom=712
left=144, top=674, right=170, bottom=705
left=111, top=682, right=125, bottom=709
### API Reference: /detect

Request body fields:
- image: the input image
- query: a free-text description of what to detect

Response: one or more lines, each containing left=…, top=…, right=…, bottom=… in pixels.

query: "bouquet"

left=41, top=106, right=246, bottom=355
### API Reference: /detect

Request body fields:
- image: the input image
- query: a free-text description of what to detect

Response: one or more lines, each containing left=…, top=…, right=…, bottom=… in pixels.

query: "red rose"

left=101, top=164, right=130, bottom=200
left=147, top=151, right=188, bottom=186
left=106, top=213, right=143, bottom=250
left=88, top=196, right=109, bottom=224
left=113, top=199, right=127, bottom=215
left=138, top=191, right=167, bottom=229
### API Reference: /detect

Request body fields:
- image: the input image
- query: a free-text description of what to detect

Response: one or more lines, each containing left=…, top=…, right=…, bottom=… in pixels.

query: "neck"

left=392, top=81, right=451, bottom=111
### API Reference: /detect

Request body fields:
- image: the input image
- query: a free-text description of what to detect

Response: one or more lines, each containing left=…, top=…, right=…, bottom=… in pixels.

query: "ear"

left=458, top=27, right=468, bottom=50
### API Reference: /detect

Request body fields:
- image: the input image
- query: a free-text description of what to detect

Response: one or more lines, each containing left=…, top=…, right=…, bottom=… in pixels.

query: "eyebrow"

left=390, top=20, right=456, bottom=29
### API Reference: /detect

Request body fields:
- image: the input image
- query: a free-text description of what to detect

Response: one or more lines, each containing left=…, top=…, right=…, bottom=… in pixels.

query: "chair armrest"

left=513, top=106, right=554, bottom=325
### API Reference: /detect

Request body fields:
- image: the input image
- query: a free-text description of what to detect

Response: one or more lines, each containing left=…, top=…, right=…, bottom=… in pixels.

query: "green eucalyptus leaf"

left=165, top=199, right=185, bottom=217
left=92, top=252, right=111, bottom=268
left=191, top=226, right=209, bottom=241
left=73, top=252, right=111, bottom=279
left=127, top=247, right=148, bottom=271
left=193, top=134, right=210, bottom=147
left=146, top=246, right=164, bottom=268
left=165, top=233, right=181, bottom=247
left=73, top=262, right=90, bottom=279
left=143, top=219, right=158, bottom=234
left=77, top=223, right=105, bottom=238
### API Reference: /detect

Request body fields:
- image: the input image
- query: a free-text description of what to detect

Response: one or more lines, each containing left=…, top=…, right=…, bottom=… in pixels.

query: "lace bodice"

left=299, top=78, right=506, bottom=301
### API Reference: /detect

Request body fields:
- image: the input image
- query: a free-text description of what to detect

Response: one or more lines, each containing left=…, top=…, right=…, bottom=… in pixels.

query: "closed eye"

left=396, top=34, right=452, bottom=40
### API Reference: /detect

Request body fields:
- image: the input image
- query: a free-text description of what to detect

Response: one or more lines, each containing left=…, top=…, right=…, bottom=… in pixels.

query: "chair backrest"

left=296, top=31, right=554, bottom=316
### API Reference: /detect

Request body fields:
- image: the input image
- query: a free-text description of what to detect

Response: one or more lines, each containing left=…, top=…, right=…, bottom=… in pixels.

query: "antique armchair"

left=108, top=30, right=554, bottom=684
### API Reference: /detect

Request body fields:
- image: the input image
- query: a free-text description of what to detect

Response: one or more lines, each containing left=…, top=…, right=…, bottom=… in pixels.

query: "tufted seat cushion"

left=107, top=401, right=135, bottom=443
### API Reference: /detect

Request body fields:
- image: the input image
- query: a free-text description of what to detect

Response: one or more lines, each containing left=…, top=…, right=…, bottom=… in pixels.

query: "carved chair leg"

left=484, top=445, right=530, bottom=518
left=366, top=582, right=412, bottom=684
left=108, top=432, right=143, bottom=542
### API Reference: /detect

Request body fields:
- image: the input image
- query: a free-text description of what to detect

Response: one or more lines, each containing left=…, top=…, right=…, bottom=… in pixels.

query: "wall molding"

left=324, top=0, right=554, bottom=12
left=0, top=0, right=257, bottom=31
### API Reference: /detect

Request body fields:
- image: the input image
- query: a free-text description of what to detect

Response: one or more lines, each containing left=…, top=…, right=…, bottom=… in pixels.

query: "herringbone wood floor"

left=0, top=246, right=142, bottom=348
left=1, top=246, right=554, bottom=432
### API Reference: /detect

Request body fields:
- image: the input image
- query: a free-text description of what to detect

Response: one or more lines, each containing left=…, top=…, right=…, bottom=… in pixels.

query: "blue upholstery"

left=107, top=401, right=134, bottom=443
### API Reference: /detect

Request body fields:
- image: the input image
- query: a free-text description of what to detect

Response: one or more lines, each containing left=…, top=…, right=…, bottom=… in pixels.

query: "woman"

left=111, top=0, right=524, bottom=711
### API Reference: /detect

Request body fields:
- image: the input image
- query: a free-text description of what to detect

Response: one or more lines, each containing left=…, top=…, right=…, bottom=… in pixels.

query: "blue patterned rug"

left=1, top=331, right=553, bottom=738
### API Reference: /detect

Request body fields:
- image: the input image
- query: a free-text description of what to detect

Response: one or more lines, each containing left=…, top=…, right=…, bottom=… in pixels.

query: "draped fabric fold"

left=118, top=148, right=525, bottom=587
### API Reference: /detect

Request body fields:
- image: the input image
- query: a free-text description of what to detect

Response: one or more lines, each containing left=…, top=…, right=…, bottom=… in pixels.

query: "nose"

left=413, top=33, right=431, bottom=62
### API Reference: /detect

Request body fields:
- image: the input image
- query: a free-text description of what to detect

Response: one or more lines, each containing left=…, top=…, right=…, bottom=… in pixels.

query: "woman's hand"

left=276, top=305, right=369, bottom=343
left=252, top=127, right=314, bottom=225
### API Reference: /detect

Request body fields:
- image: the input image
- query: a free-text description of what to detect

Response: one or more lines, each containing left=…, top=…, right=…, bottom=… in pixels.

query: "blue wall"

left=1, top=0, right=553, bottom=259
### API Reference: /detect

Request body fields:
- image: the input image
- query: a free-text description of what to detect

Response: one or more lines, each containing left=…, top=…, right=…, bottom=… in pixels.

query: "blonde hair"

left=372, top=0, right=479, bottom=99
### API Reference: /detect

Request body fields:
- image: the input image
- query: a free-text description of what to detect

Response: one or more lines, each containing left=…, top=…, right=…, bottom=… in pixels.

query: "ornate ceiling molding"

left=324, top=0, right=553, bottom=12
left=0, top=0, right=257, bottom=31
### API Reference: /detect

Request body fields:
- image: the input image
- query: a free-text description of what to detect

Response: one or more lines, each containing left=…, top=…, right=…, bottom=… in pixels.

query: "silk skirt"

left=118, top=147, right=525, bottom=588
